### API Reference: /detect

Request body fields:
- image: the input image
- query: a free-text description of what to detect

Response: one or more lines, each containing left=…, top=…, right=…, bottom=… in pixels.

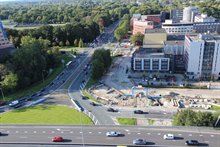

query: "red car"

left=52, top=136, right=63, bottom=142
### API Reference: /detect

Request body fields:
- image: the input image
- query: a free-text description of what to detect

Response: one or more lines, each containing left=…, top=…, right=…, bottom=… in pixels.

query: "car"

left=134, top=110, right=144, bottom=114
left=52, top=136, right=63, bottom=142
left=163, top=134, right=174, bottom=140
left=90, top=102, right=96, bottom=106
left=133, top=139, right=147, bottom=145
left=185, top=140, right=199, bottom=146
left=107, top=108, right=118, bottom=112
left=106, top=131, right=121, bottom=137
left=81, top=95, right=88, bottom=100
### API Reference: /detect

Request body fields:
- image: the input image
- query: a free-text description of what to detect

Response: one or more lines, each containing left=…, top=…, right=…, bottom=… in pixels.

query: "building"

left=143, top=28, right=167, bottom=45
left=132, top=49, right=170, bottom=72
left=194, top=14, right=216, bottom=23
left=182, top=6, right=198, bottom=23
left=0, top=18, right=14, bottom=57
left=170, top=9, right=183, bottom=23
left=184, top=33, right=220, bottom=80
left=162, top=20, right=220, bottom=34
left=132, top=20, right=154, bottom=35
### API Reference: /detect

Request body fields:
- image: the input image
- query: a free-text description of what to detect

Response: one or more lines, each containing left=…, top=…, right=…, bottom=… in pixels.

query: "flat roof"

left=164, top=40, right=184, bottom=45
left=145, top=28, right=166, bottom=33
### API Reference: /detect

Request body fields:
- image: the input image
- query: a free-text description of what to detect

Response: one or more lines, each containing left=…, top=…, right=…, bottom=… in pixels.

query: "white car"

left=106, top=131, right=121, bottom=137
left=163, top=134, right=174, bottom=140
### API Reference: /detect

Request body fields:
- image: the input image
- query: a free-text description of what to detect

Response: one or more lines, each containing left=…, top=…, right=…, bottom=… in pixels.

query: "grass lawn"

left=82, top=90, right=98, bottom=102
left=117, top=118, right=137, bottom=125
left=0, top=105, right=93, bottom=124
left=5, top=55, right=72, bottom=101
left=212, top=105, right=220, bottom=110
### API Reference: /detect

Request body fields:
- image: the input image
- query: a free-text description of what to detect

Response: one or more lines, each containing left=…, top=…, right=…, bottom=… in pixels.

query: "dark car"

left=185, top=140, right=199, bottom=146
left=90, top=102, right=97, bottom=106
left=107, top=108, right=118, bottom=112
left=134, top=110, right=144, bottom=114
left=81, top=96, right=88, bottom=100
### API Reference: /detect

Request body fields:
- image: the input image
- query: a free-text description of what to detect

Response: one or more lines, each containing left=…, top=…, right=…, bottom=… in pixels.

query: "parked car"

left=163, top=134, right=174, bottom=140
left=107, top=108, right=118, bottom=112
left=185, top=140, right=199, bottom=146
left=106, top=131, right=121, bottom=137
left=133, top=139, right=147, bottom=145
left=52, top=136, right=63, bottom=142
left=134, top=110, right=144, bottom=114
left=90, top=102, right=97, bottom=106
left=81, top=95, right=88, bottom=100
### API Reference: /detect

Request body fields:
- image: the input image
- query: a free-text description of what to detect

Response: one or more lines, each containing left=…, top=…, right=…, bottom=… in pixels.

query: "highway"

left=0, top=125, right=219, bottom=146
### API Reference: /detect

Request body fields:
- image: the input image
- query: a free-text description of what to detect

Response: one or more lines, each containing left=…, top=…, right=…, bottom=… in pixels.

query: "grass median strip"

left=117, top=118, right=137, bottom=125
left=0, top=105, right=93, bottom=124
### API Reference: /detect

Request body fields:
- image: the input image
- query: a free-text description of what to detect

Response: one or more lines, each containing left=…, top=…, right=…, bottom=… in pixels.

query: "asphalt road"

left=0, top=125, right=219, bottom=147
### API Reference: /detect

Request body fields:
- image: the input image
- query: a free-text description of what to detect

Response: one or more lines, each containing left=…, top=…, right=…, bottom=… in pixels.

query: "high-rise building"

left=184, top=33, right=220, bottom=80
left=182, top=6, right=198, bottom=23
left=170, top=9, right=183, bottom=23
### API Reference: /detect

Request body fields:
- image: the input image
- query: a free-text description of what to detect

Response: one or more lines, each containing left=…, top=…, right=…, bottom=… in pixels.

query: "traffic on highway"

left=0, top=125, right=219, bottom=146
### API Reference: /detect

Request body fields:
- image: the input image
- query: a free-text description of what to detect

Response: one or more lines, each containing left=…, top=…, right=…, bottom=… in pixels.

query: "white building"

left=162, top=20, right=193, bottom=34
left=184, top=33, right=220, bottom=80
left=182, top=6, right=198, bottom=23
left=194, top=14, right=216, bottom=23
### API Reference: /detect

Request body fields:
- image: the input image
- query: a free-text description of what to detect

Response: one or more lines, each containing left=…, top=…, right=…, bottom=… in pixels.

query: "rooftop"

left=187, top=33, right=220, bottom=42
left=145, top=28, right=166, bottom=33
left=134, top=52, right=166, bottom=58
left=164, top=40, right=184, bottom=45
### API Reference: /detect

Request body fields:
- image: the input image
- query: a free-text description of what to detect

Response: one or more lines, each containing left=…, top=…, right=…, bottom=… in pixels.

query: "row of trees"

left=91, top=49, right=112, bottom=80
left=114, top=14, right=130, bottom=41
left=6, top=22, right=99, bottom=48
left=0, top=36, right=61, bottom=93
left=172, top=109, right=219, bottom=127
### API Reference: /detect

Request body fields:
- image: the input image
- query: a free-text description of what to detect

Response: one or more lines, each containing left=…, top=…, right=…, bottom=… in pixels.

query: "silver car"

left=133, top=139, right=147, bottom=145
left=106, top=131, right=121, bottom=137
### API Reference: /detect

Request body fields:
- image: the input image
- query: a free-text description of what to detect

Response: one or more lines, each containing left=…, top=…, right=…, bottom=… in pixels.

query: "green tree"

left=78, top=38, right=83, bottom=48
left=74, top=39, right=78, bottom=47
left=131, top=32, right=144, bottom=45
left=92, top=59, right=105, bottom=80
left=1, top=72, right=18, bottom=92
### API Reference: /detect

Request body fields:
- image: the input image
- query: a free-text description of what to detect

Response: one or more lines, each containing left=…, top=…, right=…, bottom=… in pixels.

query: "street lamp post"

left=0, top=88, right=5, bottom=101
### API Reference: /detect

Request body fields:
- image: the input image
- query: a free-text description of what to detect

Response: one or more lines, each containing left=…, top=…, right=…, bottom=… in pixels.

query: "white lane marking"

left=178, top=134, right=182, bottom=136
left=189, top=134, right=192, bottom=136
left=204, top=141, right=209, bottom=143
left=147, top=133, right=151, bottom=135
left=42, top=131, right=46, bottom=133
left=6, top=131, right=10, bottom=133
left=34, top=131, right=37, bottom=133
left=61, top=131, right=64, bottom=133
left=125, top=129, right=130, bottom=132
left=89, top=132, right=92, bottom=134
left=15, top=131, right=19, bottom=133
left=210, top=135, right=214, bottom=137
left=158, top=133, right=161, bottom=135
left=98, top=132, right=102, bottom=134
left=57, top=129, right=60, bottom=131
left=80, top=132, right=83, bottom=134
left=51, top=131, right=55, bottom=133
left=70, top=131, right=73, bottom=133
left=127, top=132, right=131, bottom=135
left=24, top=131, right=28, bottom=133
left=200, top=134, right=203, bottom=137
left=137, top=133, right=141, bottom=135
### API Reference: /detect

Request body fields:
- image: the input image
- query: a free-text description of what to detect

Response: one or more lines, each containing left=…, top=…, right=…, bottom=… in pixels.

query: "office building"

left=194, top=14, right=216, bottom=23
left=184, top=33, right=220, bottom=80
left=132, top=20, right=154, bottom=35
left=182, top=6, right=198, bottom=23
left=144, top=28, right=167, bottom=45
left=162, top=20, right=220, bottom=34
left=170, top=9, right=183, bottom=23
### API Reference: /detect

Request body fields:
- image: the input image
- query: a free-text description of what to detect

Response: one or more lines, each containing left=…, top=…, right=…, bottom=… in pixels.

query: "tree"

left=78, top=38, right=83, bottom=48
left=74, top=39, right=78, bottom=47
left=92, top=59, right=105, bottom=80
left=131, top=32, right=144, bottom=46
left=0, top=72, right=18, bottom=92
